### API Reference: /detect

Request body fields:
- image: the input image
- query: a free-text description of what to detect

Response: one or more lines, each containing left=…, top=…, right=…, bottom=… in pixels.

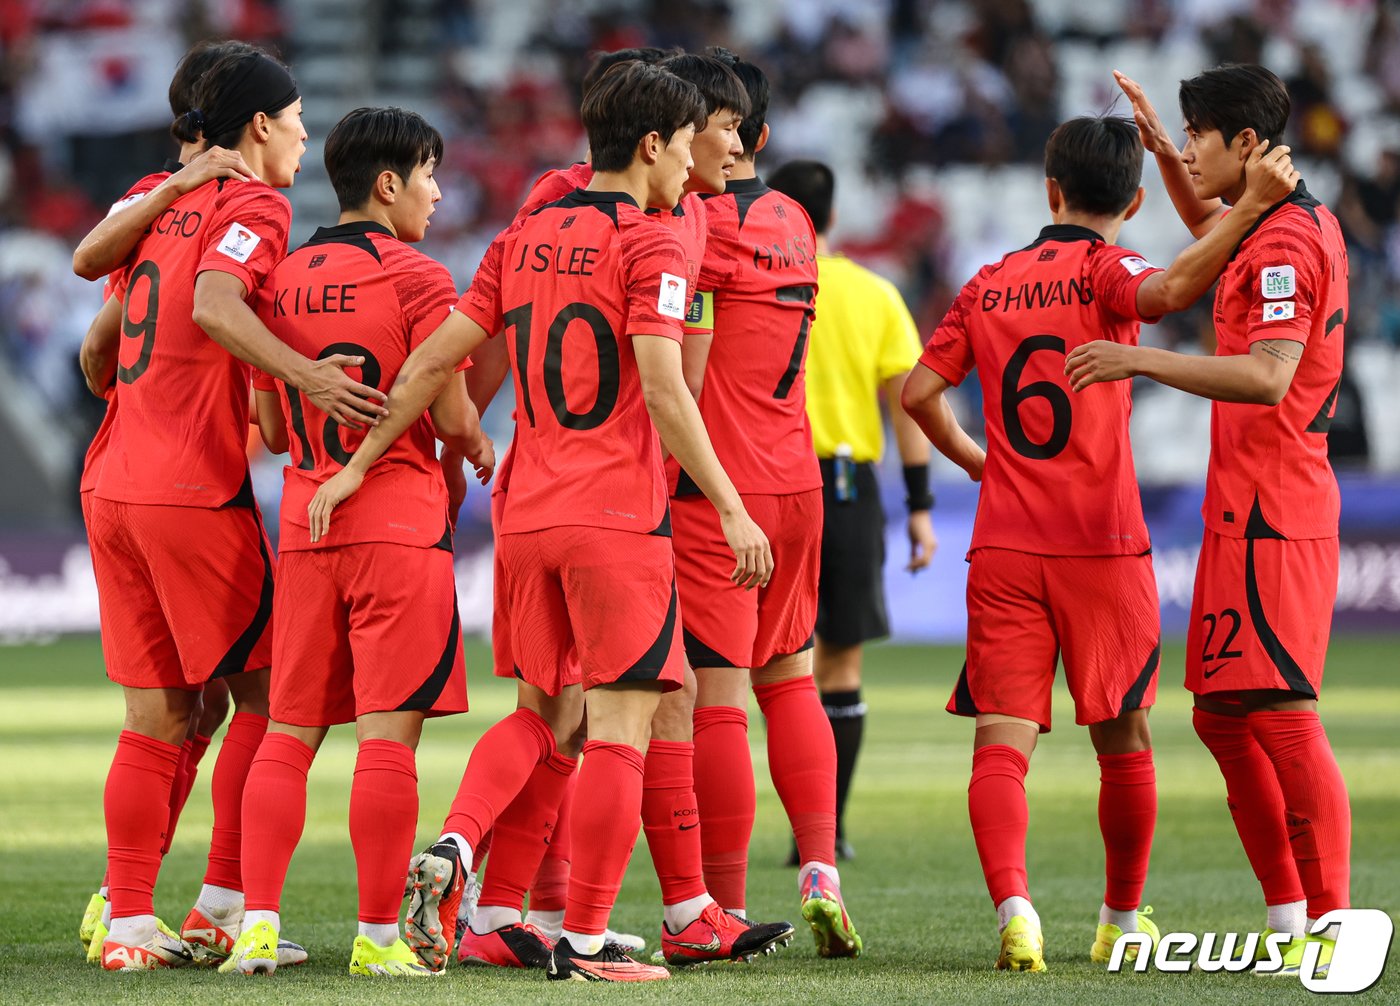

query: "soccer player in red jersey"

left=310, top=61, right=773, bottom=982
left=658, top=47, right=854, bottom=957
left=1068, top=67, right=1353, bottom=974
left=904, top=113, right=1297, bottom=971
left=89, top=46, right=388, bottom=972
left=213, top=106, right=492, bottom=978
left=458, top=52, right=793, bottom=971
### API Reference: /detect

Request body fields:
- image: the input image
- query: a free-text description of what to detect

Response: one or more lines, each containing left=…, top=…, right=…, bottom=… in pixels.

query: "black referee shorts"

left=815, top=458, right=889, bottom=646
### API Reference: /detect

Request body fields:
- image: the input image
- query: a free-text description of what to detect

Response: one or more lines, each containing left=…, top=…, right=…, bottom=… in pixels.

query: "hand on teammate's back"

left=906, top=510, right=937, bottom=573
left=168, top=145, right=256, bottom=193
left=301, top=354, right=390, bottom=428
left=720, top=509, right=774, bottom=590
left=306, top=467, right=364, bottom=543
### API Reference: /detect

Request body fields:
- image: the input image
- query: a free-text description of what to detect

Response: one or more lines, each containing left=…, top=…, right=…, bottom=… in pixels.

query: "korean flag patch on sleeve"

left=1118, top=255, right=1156, bottom=276
left=1263, top=301, right=1295, bottom=322
left=216, top=222, right=262, bottom=264
left=658, top=272, right=688, bottom=320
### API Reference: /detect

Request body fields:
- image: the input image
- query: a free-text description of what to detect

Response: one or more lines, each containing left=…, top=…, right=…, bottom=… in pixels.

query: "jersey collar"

left=1231, top=179, right=1319, bottom=258
left=300, top=220, right=395, bottom=262
left=162, top=158, right=183, bottom=174
left=566, top=188, right=640, bottom=210
left=1026, top=223, right=1105, bottom=249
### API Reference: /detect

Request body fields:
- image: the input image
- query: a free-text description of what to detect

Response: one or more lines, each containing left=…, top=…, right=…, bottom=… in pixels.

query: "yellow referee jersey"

left=806, top=253, right=923, bottom=462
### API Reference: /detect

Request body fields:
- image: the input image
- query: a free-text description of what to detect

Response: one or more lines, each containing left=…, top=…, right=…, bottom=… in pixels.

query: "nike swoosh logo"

left=670, top=934, right=722, bottom=952
left=1203, top=661, right=1232, bottom=679
left=679, top=823, right=698, bottom=831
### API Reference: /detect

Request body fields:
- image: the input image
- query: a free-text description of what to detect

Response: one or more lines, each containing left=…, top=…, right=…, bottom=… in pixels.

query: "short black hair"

left=707, top=47, right=769, bottom=159
left=659, top=53, right=750, bottom=121
left=767, top=160, right=834, bottom=234
left=1043, top=116, right=1143, bottom=216
left=169, top=40, right=262, bottom=123
left=581, top=62, right=707, bottom=174
left=581, top=47, right=674, bottom=98
left=1179, top=63, right=1291, bottom=147
left=323, top=107, right=444, bottom=211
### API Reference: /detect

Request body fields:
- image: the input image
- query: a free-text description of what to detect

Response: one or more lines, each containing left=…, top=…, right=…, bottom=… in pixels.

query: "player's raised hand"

left=307, top=467, right=364, bottom=543
left=720, top=508, right=773, bottom=590
left=466, top=432, right=495, bottom=484
left=1065, top=340, right=1140, bottom=392
left=1239, top=139, right=1300, bottom=209
left=906, top=510, right=937, bottom=573
left=302, top=354, right=390, bottom=428
left=1113, top=70, right=1178, bottom=157
left=169, top=145, right=256, bottom=193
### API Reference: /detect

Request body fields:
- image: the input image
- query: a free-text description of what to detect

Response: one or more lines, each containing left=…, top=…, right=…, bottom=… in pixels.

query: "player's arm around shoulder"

left=251, top=384, right=289, bottom=454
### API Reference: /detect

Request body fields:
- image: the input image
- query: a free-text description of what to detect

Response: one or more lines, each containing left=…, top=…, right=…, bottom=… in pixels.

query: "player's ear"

left=373, top=169, right=398, bottom=205
left=1234, top=127, right=1259, bottom=159
left=1123, top=186, right=1146, bottom=221
left=753, top=122, right=770, bottom=156
left=1045, top=177, right=1062, bottom=216
left=249, top=110, right=271, bottom=143
left=638, top=131, right=663, bottom=166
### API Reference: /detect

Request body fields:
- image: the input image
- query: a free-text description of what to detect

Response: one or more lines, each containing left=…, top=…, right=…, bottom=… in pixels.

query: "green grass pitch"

left=1, top=634, right=1396, bottom=1004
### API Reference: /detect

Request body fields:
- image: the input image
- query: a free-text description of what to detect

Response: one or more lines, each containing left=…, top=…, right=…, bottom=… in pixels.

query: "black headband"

left=196, top=55, right=299, bottom=140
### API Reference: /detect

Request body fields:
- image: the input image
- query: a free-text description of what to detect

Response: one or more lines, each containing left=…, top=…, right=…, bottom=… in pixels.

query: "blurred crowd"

left=1, top=0, right=1397, bottom=483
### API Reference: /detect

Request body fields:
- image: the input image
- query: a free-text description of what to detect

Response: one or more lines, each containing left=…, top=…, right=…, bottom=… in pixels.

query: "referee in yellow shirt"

left=769, top=160, right=937, bottom=860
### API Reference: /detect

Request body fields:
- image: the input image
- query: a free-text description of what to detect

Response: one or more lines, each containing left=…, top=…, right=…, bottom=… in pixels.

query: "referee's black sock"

left=821, top=688, right=867, bottom=843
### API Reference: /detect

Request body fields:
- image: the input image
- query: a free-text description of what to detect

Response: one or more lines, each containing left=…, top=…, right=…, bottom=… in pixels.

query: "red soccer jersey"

left=82, top=165, right=178, bottom=494
left=253, top=221, right=462, bottom=551
left=678, top=177, right=822, bottom=496
left=521, top=163, right=710, bottom=334
left=1204, top=186, right=1346, bottom=540
left=95, top=178, right=291, bottom=508
left=922, top=224, right=1165, bottom=556
left=460, top=188, right=689, bottom=536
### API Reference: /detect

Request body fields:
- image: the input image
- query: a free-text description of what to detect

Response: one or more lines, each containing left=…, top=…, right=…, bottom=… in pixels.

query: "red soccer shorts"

left=270, top=542, right=467, bottom=726
left=949, top=547, right=1160, bottom=731
left=1185, top=530, right=1337, bottom=698
left=672, top=490, right=820, bottom=670
left=88, top=497, right=274, bottom=690
left=495, top=525, right=684, bottom=695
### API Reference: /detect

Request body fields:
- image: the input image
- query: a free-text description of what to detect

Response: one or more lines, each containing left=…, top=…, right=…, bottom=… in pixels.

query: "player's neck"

left=588, top=166, right=653, bottom=210
left=338, top=207, right=397, bottom=238
left=815, top=234, right=832, bottom=255
left=1052, top=210, right=1122, bottom=245
left=729, top=157, right=758, bottom=181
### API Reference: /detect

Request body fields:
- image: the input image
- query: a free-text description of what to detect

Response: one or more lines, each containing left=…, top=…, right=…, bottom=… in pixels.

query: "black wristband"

left=903, top=464, right=934, bottom=512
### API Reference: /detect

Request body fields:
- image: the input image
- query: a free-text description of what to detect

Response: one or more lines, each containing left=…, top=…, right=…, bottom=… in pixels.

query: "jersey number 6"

left=1002, top=334, right=1072, bottom=460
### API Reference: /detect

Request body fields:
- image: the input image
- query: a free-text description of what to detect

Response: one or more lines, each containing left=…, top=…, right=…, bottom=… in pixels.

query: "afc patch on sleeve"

left=1118, top=255, right=1155, bottom=276
left=216, top=222, right=262, bottom=264
left=658, top=272, right=688, bottom=320
left=1261, top=264, right=1295, bottom=299
left=1263, top=300, right=1295, bottom=322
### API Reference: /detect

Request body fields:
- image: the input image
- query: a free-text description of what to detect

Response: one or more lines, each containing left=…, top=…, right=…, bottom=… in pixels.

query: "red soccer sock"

left=1248, top=709, right=1352, bottom=916
left=105, top=730, right=182, bottom=918
left=969, top=744, right=1031, bottom=905
left=479, top=752, right=577, bottom=914
left=563, top=741, right=645, bottom=937
left=441, top=708, right=556, bottom=850
left=642, top=739, right=707, bottom=906
left=159, top=739, right=195, bottom=857
left=350, top=739, right=419, bottom=926
left=754, top=675, right=837, bottom=868
left=692, top=705, right=755, bottom=909
left=473, top=830, right=493, bottom=873
left=1097, top=750, right=1157, bottom=911
left=240, top=732, right=315, bottom=913
left=1192, top=707, right=1304, bottom=905
left=204, top=711, right=268, bottom=891
left=530, top=770, right=577, bottom=912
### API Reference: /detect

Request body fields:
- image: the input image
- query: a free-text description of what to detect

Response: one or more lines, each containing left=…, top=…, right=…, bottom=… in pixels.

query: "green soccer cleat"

left=1091, top=906, right=1159, bottom=964
left=349, top=935, right=443, bottom=977
left=86, top=920, right=108, bottom=964
left=997, top=915, right=1047, bottom=972
left=79, top=893, right=106, bottom=954
left=1266, top=933, right=1334, bottom=977
left=799, top=867, right=863, bottom=958
left=219, top=919, right=280, bottom=976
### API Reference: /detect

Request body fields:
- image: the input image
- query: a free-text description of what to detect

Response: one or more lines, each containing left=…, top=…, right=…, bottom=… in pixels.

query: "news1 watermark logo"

left=1108, top=909, right=1394, bottom=993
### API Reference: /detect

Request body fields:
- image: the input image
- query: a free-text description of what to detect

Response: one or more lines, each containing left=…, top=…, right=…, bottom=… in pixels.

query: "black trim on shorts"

left=433, top=520, right=455, bottom=552
left=1118, top=641, right=1161, bottom=715
left=617, top=577, right=679, bottom=682
left=683, top=628, right=733, bottom=669
left=647, top=506, right=672, bottom=537
left=396, top=593, right=462, bottom=711
left=210, top=510, right=274, bottom=679
left=219, top=471, right=257, bottom=510
left=1244, top=537, right=1317, bottom=699
left=673, top=467, right=701, bottom=497
left=793, top=631, right=815, bottom=655
left=951, top=661, right=979, bottom=716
